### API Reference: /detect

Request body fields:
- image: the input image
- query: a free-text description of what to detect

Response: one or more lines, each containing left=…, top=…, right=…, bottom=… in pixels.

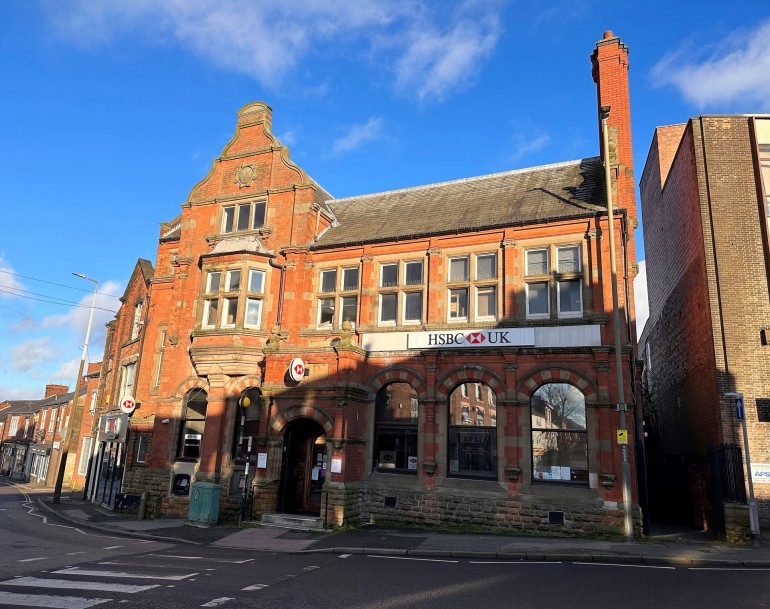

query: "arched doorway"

left=278, top=418, right=327, bottom=515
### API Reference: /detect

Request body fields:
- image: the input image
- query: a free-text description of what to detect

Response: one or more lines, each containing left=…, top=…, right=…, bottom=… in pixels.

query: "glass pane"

left=531, top=383, right=586, bottom=430
left=204, top=299, right=219, bottom=327
left=527, top=249, right=548, bottom=275
left=558, top=280, right=582, bottom=315
left=248, top=270, right=265, bottom=293
left=405, top=261, right=423, bottom=285
left=237, top=203, right=250, bottom=232
left=252, top=201, right=266, bottom=228
left=381, top=263, right=398, bottom=287
left=375, top=383, right=419, bottom=422
left=404, top=292, right=422, bottom=322
left=319, top=298, right=334, bottom=326
left=373, top=428, right=418, bottom=471
left=476, top=253, right=496, bottom=279
left=320, top=269, right=337, bottom=293
left=222, top=206, right=235, bottom=233
left=449, top=257, right=469, bottom=282
left=532, top=430, right=588, bottom=482
left=340, top=296, right=357, bottom=324
left=342, top=267, right=359, bottom=291
left=226, top=270, right=241, bottom=291
left=206, top=272, right=221, bottom=294
left=557, top=245, right=580, bottom=273
left=222, top=298, right=238, bottom=326
left=476, top=286, right=496, bottom=318
left=448, top=427, right=496, bottom=477
left=449, top=288, right=468, bottom=319
left=245, top=298, right=262, bottom=328
left=380, top=293, right=397, bottom=323
left=527, top=282, right=548, bottom=316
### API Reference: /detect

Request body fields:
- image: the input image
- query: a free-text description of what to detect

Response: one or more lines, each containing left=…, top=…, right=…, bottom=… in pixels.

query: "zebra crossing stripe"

left=2, top=577, right=160, bottom=593
left=0, top=590, right=110, bottom=608
left=53, top=567, right=198, bottom=580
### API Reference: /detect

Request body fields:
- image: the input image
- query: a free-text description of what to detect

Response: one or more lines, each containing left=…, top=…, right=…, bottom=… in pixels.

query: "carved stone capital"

left=423, top=461, right=437, bottom=477
left=427, top=247, right=441, bottom=257
left=501, top=238, right=516, bottom=248
left=361, top=254, right=374, bottom=263
left=599, top=473, right=616, bottom=489
left=504, top=466, right=522, bottom=483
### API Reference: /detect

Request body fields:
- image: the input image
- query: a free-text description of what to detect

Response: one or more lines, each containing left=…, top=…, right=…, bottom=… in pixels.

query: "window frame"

left=177, top=389, right=208, bottom=461
left=221, top=200, right=267, bottom=235
left=317, top=265, right=359, bottom=330
left=530, top=382, right=589, bottom=485
left=373, top=383, right=419, bottom=474
left=447, top=381, right=497, bottom=479
left=446, top=252, right=499, bottom=323
left=377, top=259, right=425, bottom=327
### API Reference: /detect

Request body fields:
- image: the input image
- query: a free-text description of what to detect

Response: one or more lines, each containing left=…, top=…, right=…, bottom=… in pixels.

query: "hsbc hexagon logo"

left=465, top=332, right=486, bottom=345
left=289, top=357, right=305, bottom=382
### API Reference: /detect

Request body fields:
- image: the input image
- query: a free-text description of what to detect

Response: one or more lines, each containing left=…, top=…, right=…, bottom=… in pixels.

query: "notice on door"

left=331, top=457, right=342, bottom=473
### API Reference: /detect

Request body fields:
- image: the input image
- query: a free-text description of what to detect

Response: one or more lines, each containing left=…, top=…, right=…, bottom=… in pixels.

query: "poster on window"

left=408, top=456, right=418, bottom=470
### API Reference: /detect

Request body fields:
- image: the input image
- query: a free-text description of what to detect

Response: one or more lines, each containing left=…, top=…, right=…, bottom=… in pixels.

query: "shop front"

left=87, top=412, right=129, bottom=508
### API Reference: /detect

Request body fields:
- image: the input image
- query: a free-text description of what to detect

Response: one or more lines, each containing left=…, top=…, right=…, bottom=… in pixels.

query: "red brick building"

left=86, top=32, right=642, bottom=536
left=640, top=115, right=770, bottom=538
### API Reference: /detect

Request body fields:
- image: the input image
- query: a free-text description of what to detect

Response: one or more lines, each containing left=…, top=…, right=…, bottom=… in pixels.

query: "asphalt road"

left=2, top=482, right=770, bottom=609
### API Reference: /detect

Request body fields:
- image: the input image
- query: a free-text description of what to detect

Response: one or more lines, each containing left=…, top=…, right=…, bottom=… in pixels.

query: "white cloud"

left=634, top=260, right=649, bottom=339
left=651, top=19, right=770, bottom=111
left=504, top=120, right=550, bottom=164
left=330, top=117, right=385, bottom=156
left=10, top=337, right=58, bottom=373
left=43, top=0, right=503, bottom=103
left=392, top=1, right=502, bottom=103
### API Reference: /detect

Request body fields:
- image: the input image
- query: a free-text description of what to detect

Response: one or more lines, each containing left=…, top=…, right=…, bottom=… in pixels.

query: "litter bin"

left=187, top=481, right=220, bottom=526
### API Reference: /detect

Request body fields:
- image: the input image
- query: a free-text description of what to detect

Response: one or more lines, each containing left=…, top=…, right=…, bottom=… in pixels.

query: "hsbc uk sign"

left=407, top=328, right=535, bottom=350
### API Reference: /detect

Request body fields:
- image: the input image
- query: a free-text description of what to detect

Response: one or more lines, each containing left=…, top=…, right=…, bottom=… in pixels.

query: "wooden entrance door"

left=280, top=419, right=326, bottom=514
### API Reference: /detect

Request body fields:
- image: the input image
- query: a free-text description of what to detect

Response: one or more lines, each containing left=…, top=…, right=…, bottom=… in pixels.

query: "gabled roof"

left=313, top=157, right=605, bottom=248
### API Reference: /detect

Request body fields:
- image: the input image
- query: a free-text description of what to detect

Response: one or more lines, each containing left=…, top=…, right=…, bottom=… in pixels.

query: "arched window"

left=448, top=382, right=497, bottom=478
left=530, top=383, right=588, bottom=483
left=232, top=387, right=261, bottom=461
left=178, top=389, right=208, bottom=460
left=373, top=383, right=418, bottom=473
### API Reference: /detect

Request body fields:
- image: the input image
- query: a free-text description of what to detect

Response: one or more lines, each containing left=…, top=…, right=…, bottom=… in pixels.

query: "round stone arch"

left=269, top=404, right=335, bottom=437
left=435, top=366, right=505, bottom=403
left=172, top=376, right=210, bottom=399
left=224, top=375, right=262, bottom=397
left=516, top=367, right=598, bottom=404
left=368, top=366, right=427, bottom=402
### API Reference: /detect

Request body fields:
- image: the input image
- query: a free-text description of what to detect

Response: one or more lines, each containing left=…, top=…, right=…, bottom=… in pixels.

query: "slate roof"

left=313, top=157, right=606, bottom=248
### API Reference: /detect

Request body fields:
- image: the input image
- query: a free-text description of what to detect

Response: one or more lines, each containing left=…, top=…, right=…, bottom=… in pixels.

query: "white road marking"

left=367, top=555, right=458, bottom=563
left=0, top=590, right=110, bottom=608
left=242, top=583, right=269, bottom=591
left=689, top=567, right=770, bottom=571
left=148, top=554, right=202, bottom=560
left=2, top=577, right=159, bottom=593
left=468, top=560, right=561, bottom=564
left=201, top=597, right=234, bottom=607
left=66, top=552, right=86, bottom=556
left=574, top=562, right=675, bottom=570
left=102, top=546, right=123, bottom=550
left=212, top=558, right=254, bottom=563
left=19, top=557, right=47, bottom=562
left=53, top=567, right=198, bottom=581
left=339, top=554, right=351, bottom=558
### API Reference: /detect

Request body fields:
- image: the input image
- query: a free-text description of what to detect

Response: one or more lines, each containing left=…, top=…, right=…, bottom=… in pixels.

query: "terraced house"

left=82, top=32, right=643, bottom=537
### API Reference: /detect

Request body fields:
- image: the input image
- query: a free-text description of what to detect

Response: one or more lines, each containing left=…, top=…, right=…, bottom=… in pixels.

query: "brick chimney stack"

left=591, top=31, right=636, bottom=223
left=44, top=383, right=69, bottom=398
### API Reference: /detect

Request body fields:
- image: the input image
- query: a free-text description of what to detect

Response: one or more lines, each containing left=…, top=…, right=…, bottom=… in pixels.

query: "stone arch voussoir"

left=516, top=367, right=598, bottom=404
left=269, top=405, right=335, bottom=436
left=435, top=366, right=505, bottom=402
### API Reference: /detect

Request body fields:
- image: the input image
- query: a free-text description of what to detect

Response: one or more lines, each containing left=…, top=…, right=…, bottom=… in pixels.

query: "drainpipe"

left=269, top=257, right=286, bottom=326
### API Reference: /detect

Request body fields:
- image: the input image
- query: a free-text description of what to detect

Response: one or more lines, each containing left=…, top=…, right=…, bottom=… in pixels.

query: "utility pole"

left=53, top=274, right=98, bottom=504
left=601, top=105, right=634, bottom=541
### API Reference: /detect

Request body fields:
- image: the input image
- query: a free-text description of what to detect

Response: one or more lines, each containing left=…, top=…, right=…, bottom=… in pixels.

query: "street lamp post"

left=601, top=105, right=634, bottom=541
left=724, top=391, right=761, bottom=544
left=53, top=273, right=99, bottom=504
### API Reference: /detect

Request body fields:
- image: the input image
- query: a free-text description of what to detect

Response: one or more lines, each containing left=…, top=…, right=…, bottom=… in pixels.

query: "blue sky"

left=1, top=0, right=769, bottom=400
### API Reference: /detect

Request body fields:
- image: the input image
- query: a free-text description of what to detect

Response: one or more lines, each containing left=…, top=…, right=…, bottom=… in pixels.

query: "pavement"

left=7, top=478, right=770, bottom=567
